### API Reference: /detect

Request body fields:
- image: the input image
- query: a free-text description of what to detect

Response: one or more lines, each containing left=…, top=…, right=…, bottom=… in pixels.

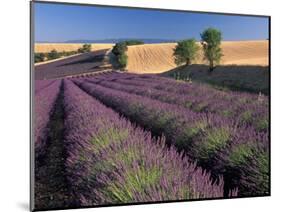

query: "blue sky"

left=34, top=2, right=269, bottom=42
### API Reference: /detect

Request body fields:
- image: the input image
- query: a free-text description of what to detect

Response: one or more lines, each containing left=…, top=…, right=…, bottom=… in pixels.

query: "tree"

left=112, top=42, right=129, bottom=70
left=173, top=39, right=199, bottom=66
left=112, top=42, right=128, bottom=56
left=47, top=49, right=60, bottom=60
left=124, top=40, right=144, bottom=46
left=200, top=28, right=223, bottom=72
left=118, top=53, right=128, bottom=69
left=78, top=43, right=92, bottom=53
left=112, top=40, right=143, bottom=70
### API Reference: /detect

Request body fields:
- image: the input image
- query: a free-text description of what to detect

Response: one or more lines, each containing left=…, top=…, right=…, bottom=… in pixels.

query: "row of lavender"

left=74, top=77, right=269, bottom=196
left=87, top=72, right=268, bottom=133
left=34, top=79, right=61, bottom=161
left=63, top=79, right=226, bottom=205
left=107, top=72, right=268, bottom=112
left=34, top=79, right=56, bottom=95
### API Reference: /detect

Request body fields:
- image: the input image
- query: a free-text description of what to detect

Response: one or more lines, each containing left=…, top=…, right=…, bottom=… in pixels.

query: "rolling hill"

left=126, top=40, right=268, bottom=73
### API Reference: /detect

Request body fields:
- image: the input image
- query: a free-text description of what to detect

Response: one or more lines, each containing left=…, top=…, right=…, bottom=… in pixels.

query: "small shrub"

left=47, top=49, right=60, bottom=60
left=124, top=40, right=144, bottom=46
left=34, top=53, right=45, bottom=63
left=78, top=43, right=92, bottom=53
left=197, top=127, right=231, bottom=160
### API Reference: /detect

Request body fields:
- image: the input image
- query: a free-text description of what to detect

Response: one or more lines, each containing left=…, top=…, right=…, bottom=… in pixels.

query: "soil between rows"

left=35, top=82, right=78, bottom=210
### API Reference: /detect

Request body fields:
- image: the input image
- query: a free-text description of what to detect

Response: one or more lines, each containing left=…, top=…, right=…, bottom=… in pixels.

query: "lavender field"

left=34, top=72, right=269, bottom=210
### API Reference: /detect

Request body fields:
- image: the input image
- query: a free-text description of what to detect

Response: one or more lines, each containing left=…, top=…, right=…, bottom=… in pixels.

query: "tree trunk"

left=186, top=58, right=191, bottom=66
left=209, top=60, right=214, bottom=72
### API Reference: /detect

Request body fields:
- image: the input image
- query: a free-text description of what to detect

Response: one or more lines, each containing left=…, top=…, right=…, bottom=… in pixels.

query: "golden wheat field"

left=126, top=40, right=268, bottom=73
left=35, top=43, right=114, bottom=53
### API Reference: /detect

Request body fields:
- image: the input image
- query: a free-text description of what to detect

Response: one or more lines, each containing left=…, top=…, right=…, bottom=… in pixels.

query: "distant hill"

left=37, top=38, right=177, bottom=44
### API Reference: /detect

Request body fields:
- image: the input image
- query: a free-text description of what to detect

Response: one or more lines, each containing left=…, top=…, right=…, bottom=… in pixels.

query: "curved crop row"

left=34, top=79, right=61, bottom=160
left=75, top=79, right=269, bottom=196
left=87, top=77, right=268, bottom=133
left=93, top=72, right=268, bottom=110
left=87, top=73, right=268, bottom=133
left=94, top=72, right=269, bottom=109
left=63, top=79, right=225, bottom=206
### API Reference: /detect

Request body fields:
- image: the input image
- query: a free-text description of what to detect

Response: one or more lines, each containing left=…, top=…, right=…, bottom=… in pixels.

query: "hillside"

left=126, top=40, right=269, bottom=73
left=34, top=49, right=112, bottom=80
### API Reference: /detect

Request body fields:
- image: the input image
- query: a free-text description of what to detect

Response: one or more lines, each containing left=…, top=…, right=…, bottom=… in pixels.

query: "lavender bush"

left=34, top=79, right=61, bottom=160
left=74, top=77, right=269, bottom=196
left=35, top=79, right=56, bottom=94
left=63, top=79, right=225, bottom=206
left=85, top=73, right=268, bottom=133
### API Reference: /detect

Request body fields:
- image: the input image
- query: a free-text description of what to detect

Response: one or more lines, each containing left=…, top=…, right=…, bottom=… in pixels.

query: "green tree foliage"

left=34, top=53, right=45, bottom=63
left=112, top=42, right=128, bottom=56
left=118, top=53, right=128, bottom=69
left=112, top=40, right=143, bottom=70
left=173, top=39, right=199, bottom=66
left=78, top=43, right=92, bottom=53
left=124, top=40, right=144, bottom=46
left=63, top=50, right=78, bottom=56
left=34, top=50, right=80, bottom=63
left=47, top=49, right=60, bottom=60
left=200, top=28, right=223, bottom=72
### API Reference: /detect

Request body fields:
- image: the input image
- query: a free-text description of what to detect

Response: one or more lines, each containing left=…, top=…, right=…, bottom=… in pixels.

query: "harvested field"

left=126, top=40, right=268, bottom=73
left=35, top=43, right=114, bottom=53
